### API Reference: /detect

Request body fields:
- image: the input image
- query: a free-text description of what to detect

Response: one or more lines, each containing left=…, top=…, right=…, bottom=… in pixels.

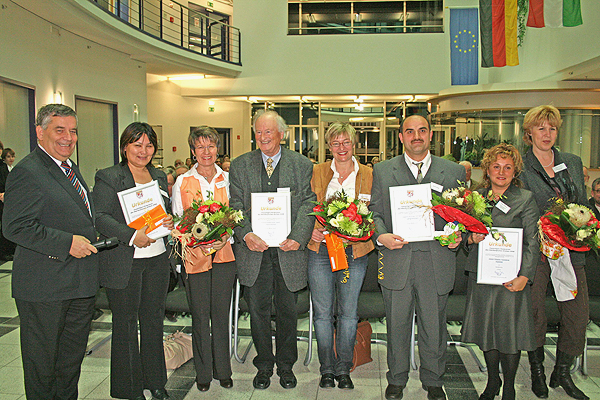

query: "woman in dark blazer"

left=94, top=122, right=174, bottom=400
left=519, top=105, right=589, bottom=400
left=307, top=122, right=373, bottom=390
left=462, top=144, right=539, bottom=400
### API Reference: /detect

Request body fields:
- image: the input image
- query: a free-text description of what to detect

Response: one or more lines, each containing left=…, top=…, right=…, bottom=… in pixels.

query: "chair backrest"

left=361, top=250, right=380, bottom=292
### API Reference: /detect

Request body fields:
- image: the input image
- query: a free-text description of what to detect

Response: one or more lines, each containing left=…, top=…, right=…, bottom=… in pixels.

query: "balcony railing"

left=90, top=0, right=241, bottom=66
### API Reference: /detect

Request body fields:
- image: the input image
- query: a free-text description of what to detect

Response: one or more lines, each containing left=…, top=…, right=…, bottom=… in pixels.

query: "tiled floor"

left=1, top=261, right=600, bottom=399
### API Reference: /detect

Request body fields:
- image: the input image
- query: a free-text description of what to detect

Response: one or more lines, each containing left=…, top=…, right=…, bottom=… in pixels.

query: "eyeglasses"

left=195, top=145, right=217, bottom=152
left=330, top=140, right=353, bottom=149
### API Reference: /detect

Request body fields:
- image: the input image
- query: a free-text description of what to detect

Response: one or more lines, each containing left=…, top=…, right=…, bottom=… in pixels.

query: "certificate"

left=389, top=184, right=434, bottom=242
left=477, top=227, right=523, bottom=285
left=117, top=180, right=170, bottom=240
left=251, top=192, right=291, bottom=247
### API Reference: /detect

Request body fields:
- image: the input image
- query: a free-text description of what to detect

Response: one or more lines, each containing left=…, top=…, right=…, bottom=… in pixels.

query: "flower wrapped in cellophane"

left=171, top=193, right=243, bottom=263
left=430, top=185, right=493, bottom=246
left=309, top=191, right=375, bottom=272
left=538, top=198, right=600, bottom=258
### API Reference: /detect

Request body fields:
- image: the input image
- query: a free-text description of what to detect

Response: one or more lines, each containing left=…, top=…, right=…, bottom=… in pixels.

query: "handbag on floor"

left=334, top=319, right=373, bottom=371
left=163, top=331, right=193, bottom=370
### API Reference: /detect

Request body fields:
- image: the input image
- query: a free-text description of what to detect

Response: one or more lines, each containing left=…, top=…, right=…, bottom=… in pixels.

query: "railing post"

left=139, top=0, right=143, bottom=30
left=159, top=0, right=163, bottom=39
left=180, top=7, right=184, bottom=48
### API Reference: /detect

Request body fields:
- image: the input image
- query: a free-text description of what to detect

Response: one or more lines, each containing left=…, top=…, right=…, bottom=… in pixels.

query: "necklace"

left=540, top=152, right=554, bottom=168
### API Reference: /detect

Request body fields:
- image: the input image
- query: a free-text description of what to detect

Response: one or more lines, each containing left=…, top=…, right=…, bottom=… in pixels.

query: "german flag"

left=480, top=0, right=519, bottom=67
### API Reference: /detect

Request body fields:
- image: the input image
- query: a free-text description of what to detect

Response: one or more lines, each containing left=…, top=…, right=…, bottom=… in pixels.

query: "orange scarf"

left=180, top=173, right=235, bottom=274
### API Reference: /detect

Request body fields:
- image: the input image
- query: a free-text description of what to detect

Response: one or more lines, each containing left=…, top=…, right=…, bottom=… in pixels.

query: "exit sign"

left=207, top=1, right=214, bottom=7
left=208, top=106, right=215, bottom=112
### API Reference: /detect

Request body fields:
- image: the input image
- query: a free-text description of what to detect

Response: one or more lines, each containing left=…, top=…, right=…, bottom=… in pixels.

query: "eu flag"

left=450, top=8, right=479, bottom=85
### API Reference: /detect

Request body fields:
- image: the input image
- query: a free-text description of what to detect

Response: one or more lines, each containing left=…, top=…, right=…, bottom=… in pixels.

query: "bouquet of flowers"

left=538, top=199, right=600, bottom=259
left=430, top=185, right=493, bottom=246
left=171, top=193, right=243, bottom=262
left=309, top=191, right=375, bottom=272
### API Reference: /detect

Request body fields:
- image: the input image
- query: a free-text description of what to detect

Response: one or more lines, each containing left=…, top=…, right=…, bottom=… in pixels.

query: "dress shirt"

left=404, top=152, right=432, bottom=181
left=261, top=147, right=282, bottom=170
left=326, top=156, right=359, bottom=200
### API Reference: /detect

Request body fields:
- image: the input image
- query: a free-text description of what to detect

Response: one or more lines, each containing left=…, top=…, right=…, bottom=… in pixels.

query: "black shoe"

left=319, top=373, right=335, bottom=388
left=150, top=389, right=169, bottom=400
left=528, top=346, right=549, bottom=398
left=479, top=379, right=502, bottom=400
left=253, top=370, right=272, bottom=389
left=336, top=374, right=354, bottom=389
left=164, top=311, right=178, bottom=323
left=549, top=350, right=589, bottom=400
left=422, top=385, right=447, bottom=400
left=196, top=382, right=210, bottom=392
left=219, top=378, right=233, bottom=389
left=385, top=384, right=405, bottom=399
left=278, top=369, right=297, bottom=389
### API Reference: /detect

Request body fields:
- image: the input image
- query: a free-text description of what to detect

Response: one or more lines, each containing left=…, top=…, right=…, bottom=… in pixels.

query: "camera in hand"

left=92, top=237, right=118, bottom=250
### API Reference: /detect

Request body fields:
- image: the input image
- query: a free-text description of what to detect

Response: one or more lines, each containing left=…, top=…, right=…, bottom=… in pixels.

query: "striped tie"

left=413, top=162, right=424, bottom=183
left=61, top=161, right=90, bottom=212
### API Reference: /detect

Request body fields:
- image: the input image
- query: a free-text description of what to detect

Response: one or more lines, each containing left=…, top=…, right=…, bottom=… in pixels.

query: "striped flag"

left=450, top=8, right=479, bottom=85
left=480, top=0, right=519, bottom=68
left=527, top=0, right=582, bottom=28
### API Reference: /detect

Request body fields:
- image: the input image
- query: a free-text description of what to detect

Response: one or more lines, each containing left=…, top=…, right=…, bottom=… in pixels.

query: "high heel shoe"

left=479, top=379, right=502, bottom=400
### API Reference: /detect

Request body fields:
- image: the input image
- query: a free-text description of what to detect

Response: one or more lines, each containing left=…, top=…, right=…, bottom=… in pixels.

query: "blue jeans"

left=308, top=245, right=367, bottom=375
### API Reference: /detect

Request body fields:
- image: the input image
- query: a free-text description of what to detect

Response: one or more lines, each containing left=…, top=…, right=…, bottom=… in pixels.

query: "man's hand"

left=244, top=232, right=268, bottom=252
left=468, top=233, right=487, bottom=245
left=133, top=226, right=156, bottom=248
left=448, top=234, right=463, bottom=249
left=378, top=233, right=408, bottom=250
left=280, top=239, right=300, bottom=252
left=69, top=235, right=98, bottom=258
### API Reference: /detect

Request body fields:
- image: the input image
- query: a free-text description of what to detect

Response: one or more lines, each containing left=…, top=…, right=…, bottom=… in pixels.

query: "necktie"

left=266, top=158, right=274, bottom=178
left=413, top=162, right=424, bottom=183
left=61, top=161, right=90, bottom=212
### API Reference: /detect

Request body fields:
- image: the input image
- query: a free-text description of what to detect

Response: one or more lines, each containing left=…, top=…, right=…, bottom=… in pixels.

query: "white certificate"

left=251, top=192, right=291, bottom=247
left=389, top=184, right=435, bottom=242
left=117, top=180, right=170, bottom=240
left=477, top=227, right=523, bottom=285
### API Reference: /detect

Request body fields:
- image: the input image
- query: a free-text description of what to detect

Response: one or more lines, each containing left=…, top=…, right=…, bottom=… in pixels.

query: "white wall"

left=0, top=0, right=148, bottom=151
left=146, top=74, right=249, bottom=166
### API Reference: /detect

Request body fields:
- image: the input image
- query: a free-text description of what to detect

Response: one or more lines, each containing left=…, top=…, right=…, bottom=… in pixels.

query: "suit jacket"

left=0, top=161, right=9, bottom=215
left=463, top=185, right=540, bottom=282
left=93, top=163, right=171, bottom=289
left=369, top=154, right=466, bottom=295
left=229, top=147, right=316, bottom=292
left=590, top=197, right=600, bottom=221
left=3, top=146, right=98, bottom=301
left=307, top=160, right=374, bottom=258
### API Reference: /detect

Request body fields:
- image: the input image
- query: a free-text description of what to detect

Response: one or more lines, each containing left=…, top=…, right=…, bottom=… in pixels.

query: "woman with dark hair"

left=520, top=105, right=589, bottom=400
left=0, top=147, right=16, bottom=261
left=93, top=122, right=174, bottom=400
left=171, top=126, right=236, bottom=392
left=462, top=144, right=539, bottom=400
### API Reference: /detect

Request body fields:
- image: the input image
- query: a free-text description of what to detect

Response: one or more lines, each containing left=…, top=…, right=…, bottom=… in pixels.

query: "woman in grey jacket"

left=520, top=105, right=589, bottom=400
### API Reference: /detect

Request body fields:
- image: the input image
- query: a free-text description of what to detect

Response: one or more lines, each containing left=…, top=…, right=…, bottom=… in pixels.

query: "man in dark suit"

left=229, top=110, right=316, bottom=390
left=370, top=115, right=465, bottom=400
left=589, top=177, right=600, bottom=221
left=3, top=104, right=99, bottom=400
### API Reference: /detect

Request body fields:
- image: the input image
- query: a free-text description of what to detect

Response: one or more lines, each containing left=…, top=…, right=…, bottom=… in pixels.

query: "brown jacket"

left=307, top=160, right=374, bottom=259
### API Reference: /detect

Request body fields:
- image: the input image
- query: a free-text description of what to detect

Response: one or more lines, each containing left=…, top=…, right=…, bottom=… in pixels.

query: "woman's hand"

left=133, top=226, right=156, bottom=248
left=211, top=233, right=230, bottom=252
left=468, top=233, right=487, bottom=245
left=161, top=214, right=175, bottom=230
left=311, top=227, right=326, bottom=242
left=503, top=276, right=528, bottom=292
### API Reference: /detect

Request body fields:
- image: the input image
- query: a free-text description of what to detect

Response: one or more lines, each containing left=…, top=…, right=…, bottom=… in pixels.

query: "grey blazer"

left=464, top=185, right=540, bottom=282
left=369, top=154, right=466, bottom=295
left=93, top=163, right=171, bottom=289
left=229, top=147, right=316, bottom=292
left=3, top=147, right=99, bottom=301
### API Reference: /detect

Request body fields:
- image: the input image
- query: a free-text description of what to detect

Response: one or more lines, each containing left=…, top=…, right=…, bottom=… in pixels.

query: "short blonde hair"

left=325, top=122, right=357, bottom=145
left=522, top=105, right=562, bottom=145
left=480, top=143, right=523, bottom=188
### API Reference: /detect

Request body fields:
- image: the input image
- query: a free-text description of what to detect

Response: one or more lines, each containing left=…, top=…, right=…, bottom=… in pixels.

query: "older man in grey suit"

left=370, top=115, right=465, bottom=400
left=229, top=110, right=316, bottom=390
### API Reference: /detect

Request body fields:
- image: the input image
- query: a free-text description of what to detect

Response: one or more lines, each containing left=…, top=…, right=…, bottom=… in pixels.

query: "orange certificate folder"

left=117, top=180, right=170, bottom=240
left=324, top=233, right=348, bottom=272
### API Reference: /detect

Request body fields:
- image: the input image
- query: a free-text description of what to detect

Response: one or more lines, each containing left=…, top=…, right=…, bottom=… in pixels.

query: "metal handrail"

left=89, top=0, right=241, bottom=66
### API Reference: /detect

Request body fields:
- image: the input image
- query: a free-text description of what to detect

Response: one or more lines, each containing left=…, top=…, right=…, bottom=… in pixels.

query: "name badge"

left=553, top=163, right=567, bottom=173
left=160, top=189, right=169, bottom=198
left=496, top=201, right=511, bottom=214
left=216, top=180, right=227, bottom=189
left=358, top=193, right=371, bottom=202
left=277, top=187, right=290, bottom=193
left=430, top=182, right=444, bottom=193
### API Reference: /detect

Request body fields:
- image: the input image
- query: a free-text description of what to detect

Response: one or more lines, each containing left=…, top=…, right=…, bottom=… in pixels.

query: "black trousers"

left=106, top=253, right=170, bottom=399
left=185, top=261, right=236, bottom=384
left=16, top=296, right=95, bottom=400
left=244, top=248, right=298, bottom=372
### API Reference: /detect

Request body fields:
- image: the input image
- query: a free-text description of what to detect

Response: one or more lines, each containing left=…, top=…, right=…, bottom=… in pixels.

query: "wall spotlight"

left=53, top=91, right=63, bottom=104
left=354, top=13, right=362, bottom=23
